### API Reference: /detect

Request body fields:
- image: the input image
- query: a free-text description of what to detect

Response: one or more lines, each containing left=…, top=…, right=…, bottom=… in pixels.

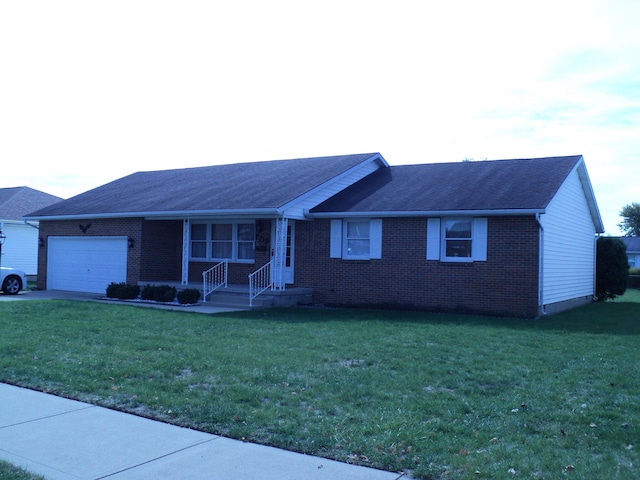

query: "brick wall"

left=295, top=216, right=540, bottom=318
left=140, top=220, right=182, bottom=281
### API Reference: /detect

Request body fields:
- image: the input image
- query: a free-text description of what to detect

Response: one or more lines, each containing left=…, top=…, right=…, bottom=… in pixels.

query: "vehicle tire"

left=2, top=275, right=22, bottom=295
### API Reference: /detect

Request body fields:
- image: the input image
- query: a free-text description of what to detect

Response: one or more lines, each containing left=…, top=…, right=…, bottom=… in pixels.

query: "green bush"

left=141, top=285, right=176, bottom=303
left=630, top=267, right=640, bottom=275
left=106, top=282, right=140, bottom=300
left=596, top=237, right=629, bottom=301
left=177, top=288, right=201, bottom=304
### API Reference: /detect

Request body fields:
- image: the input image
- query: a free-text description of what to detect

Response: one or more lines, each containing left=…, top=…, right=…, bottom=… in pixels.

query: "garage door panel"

left=48, top=237, right=128, bottom=293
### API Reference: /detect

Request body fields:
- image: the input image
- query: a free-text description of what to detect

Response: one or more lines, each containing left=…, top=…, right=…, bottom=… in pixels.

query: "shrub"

left=630, top=267, right=640, bottom=275
left=141, top=284, right=176, bottom=303
left=177, top=288, right=201, bottom=305
left=596, top=237, right=629, bottom=301
left=106, top=282, right=140, bottom=300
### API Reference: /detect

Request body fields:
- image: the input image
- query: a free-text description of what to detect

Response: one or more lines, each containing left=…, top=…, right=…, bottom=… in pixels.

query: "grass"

left=1, top=292, right=639, bottom=479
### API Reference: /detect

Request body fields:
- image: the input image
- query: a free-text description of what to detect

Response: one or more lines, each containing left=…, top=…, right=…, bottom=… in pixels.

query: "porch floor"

left=137, top=281, right=313, bottom=309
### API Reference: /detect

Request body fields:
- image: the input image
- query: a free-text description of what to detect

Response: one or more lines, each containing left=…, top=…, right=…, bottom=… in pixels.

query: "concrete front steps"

left=138, top=282, right=313, bottom=309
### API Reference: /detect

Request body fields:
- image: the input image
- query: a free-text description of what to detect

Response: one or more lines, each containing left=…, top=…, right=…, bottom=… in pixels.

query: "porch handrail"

left=248, top=261, right=272, bottom=307
left=202, top=259, right=228, bottom=300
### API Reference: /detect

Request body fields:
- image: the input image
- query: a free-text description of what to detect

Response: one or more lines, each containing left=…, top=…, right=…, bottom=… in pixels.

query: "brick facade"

left=38, top=216, right=541, bottom=317
left=295, top=216, right=540, bottom=318
left=37, top=218, right=144, bottom=290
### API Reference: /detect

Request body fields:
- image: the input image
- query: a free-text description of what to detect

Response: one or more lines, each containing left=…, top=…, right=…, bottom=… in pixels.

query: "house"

left=617, top=236, right=640, bottom=268
left=25, top=153, right=604, bottom=318
left=0, top=187, right=63, bottom=275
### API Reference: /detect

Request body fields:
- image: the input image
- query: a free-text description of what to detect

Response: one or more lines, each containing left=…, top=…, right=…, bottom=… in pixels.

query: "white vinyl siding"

left=282, top=160, right=382, bottom=219
left=0, top=221, right=39, bottom=275
left=330, top=218, right=382, bottom=259
left=539, top=168, right=596, bottom=305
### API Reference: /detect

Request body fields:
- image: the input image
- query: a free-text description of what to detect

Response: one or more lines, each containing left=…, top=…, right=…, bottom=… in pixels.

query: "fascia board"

left=25, top=208, right=280, bottom=222
left=306, top=209, right=545, bottom=218
left=575, top=158, right=605, bottom=233
left=276, top=153, right=388, bottom=215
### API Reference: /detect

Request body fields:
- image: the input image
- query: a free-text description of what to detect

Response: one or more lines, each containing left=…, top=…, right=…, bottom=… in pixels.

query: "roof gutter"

left=306, top=208, right=545, bottom=219
left=24, top=208, right=281, bottom=222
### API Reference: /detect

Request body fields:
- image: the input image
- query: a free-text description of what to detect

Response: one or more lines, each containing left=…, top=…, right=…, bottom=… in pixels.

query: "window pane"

left=191, top=241, right=207, bottom=258
left=212, top=242, right=232, bottom=258
left=347, top=221, right=369, bottom=238
left=211, top=224, right=232, bottom=240
left=446, top=239, right=472, bottom=257
left=191, top=224, right=207, bottom=240
left=237, top=223, right=255, bottom=241
left=347, top=239, right=370, bottom=256
left=445, top=220, right=471, bottom=239
left=238, top=241, right=255, bottom=260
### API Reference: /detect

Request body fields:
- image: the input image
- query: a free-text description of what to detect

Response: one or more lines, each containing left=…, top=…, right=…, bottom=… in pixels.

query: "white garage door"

left=47, top=236, right=128, bottom=293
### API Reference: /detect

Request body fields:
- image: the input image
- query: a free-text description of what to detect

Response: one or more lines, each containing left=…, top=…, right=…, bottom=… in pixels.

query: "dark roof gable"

left=311, top=156, right=584, bottom=214
left=0, top=187, right=63, bottom=220
left=27, top=153, right=380, bottom=217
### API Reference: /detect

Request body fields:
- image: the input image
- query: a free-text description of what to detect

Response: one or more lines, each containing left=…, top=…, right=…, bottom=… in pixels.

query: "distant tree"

left=595, top=237, right=629, bottom=301
left=617, top=202, right=640, bottom=236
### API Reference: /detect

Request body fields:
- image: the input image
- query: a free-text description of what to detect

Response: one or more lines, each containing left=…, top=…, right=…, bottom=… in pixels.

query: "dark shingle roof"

left=618, top=237, right=640, bottom=253
left=0, top=187, right=63, bottom=220
left=311, top=156, right=584, bottom=214
left=27, top=154, right=380, bottom=217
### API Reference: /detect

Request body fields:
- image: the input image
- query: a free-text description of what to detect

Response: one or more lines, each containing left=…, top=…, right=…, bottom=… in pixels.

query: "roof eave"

left=25, top=208, right=281, bottom=222
left=306, top=208, right=546, bottom=218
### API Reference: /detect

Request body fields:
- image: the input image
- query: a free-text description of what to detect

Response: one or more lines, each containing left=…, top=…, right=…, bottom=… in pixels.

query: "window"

left=191, top=222, right=255, bottom=262
left=426, top=217, right=487, bottom=262
left=345, top=220, right=370, bottom=258
left=330, top=218, right=382, bottom=259
left=444, top=219, right=472, bottom=259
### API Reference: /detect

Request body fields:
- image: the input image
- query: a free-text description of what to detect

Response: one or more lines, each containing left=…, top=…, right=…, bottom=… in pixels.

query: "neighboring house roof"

left=310, top=155, right=603, bottom=230
left=617, top=236, right=640, bottom=253
left=26, top=153, right=386, bottom=219
left=0, top=187, right=63, bottom=221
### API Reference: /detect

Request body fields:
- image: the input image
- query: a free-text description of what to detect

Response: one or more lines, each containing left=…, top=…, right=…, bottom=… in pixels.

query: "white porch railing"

left=248, top=261, right=273, bottom=307
left=202, top=259, right=228, bottom=300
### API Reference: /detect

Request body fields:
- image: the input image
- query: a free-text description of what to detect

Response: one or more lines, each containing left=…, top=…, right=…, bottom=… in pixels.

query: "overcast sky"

left=1, top=1, right=638, bottom=234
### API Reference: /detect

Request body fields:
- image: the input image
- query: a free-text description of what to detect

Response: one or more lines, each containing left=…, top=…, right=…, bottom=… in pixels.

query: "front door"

left=271, top=219, right=294, bottom=286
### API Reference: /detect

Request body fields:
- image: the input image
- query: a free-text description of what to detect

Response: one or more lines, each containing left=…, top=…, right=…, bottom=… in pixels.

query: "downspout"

left=536, top=213, right=547, bottom=316
left=23, top=220, right=40, bottom=230
left=593, top=232, right=601, bottom=301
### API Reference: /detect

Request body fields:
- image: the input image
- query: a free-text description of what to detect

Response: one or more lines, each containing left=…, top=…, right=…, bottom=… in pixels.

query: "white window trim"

left=426, top=217, right=487, bottom=262
left=190, top=221, right=256, bottom=263
left=330, top=218, right=382, bottom=260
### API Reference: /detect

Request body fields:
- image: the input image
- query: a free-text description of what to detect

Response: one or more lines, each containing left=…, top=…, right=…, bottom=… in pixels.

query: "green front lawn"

left=1, top=293, right=639, bottom=479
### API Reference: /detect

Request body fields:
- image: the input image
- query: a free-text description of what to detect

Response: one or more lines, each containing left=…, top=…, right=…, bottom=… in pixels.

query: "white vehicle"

left=0, top=266, right=28, bottom=295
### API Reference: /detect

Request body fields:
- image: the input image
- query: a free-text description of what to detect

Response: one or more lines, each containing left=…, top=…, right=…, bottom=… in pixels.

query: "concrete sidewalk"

left=0, top=383, right=406, bottom=480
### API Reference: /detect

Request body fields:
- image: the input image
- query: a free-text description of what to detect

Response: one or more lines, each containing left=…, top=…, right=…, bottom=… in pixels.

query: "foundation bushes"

left=177, top=288, right=201, bottom=305
left=141, top=284, right=177, bottom=303
left=106, top=282, right=141, bottom=300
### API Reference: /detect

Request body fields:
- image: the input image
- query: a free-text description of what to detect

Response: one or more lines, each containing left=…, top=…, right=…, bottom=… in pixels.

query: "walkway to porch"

left=137, top=281, right=313, bottom=309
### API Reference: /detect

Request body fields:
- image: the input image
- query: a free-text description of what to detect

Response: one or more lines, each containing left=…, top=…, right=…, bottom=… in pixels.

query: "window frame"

left=330, top=218, right=382, bottom=260
left=426, top=217, right=488, bottom=263
left=190, top=221, right=256, bottom=263
left=442, top=217, right=474, bottom=262
left=343, top=219, right=371, bottom=260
